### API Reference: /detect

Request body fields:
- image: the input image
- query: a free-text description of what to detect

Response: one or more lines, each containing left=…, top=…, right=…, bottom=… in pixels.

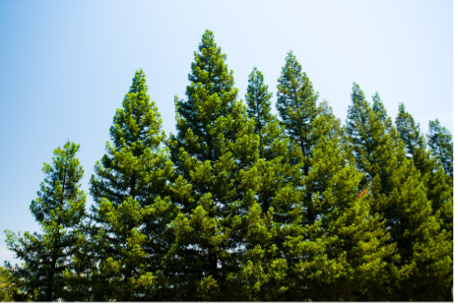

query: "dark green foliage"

left=372, top=92, right=389, bottom=126
left=245, top=67, right=275, bottom=158
left=396, top=103, right=452, bottom=213
left=286, top=108, right=398, bottom=301
left=246, top=67, right=274, bottom=132
left=60, top=222, right=96, bottom=301
left=5, top=141, right=86, bottom=301
left=276, top=51, right=319, bottom=175
left=230, top=67, right=304, bottom=301
left=245, top=66, right=303, bottom=212
left=428, top=118, right=453, bottom=178
left=89, top=69, right=176, bottom=301
left=1, top=31, right=453, bottom=302
left=396, top=103, right=429, bottom=169
left=346, top=83, right=452, bottom=301
left=451, top=145, right=458, bottom=289
left=346, top=83, right=379, bottom=185
left=170, top=30, right=238, bottom=168
left=167, top=30, right=256, bottom=300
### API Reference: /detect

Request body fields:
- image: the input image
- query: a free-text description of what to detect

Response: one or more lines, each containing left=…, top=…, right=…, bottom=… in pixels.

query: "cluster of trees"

left=1, top=30, right=453, bottom=302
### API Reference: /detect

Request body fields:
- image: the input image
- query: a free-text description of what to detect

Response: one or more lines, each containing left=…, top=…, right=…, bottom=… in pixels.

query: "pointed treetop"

left=110, top=69, right=163, bottom=151
left=277, top=51, right=318, bottom=101
left=129, top=69, right=148, bottom=94
left=276, top=51, right=319, bottom=173
left=198, top=29, right=217, bottom=52
left=372, top=92, right=388, bottom=124
left=30, top=141, right=86, bottom=226
left=188, top=29, right=234, bottom=94
left=428, top=119, right=453, bottom=178
left=351, top=82, right=366, bottom=104
left=395, top=103, right=425, bottom=159
left=246, top=67, right=274, bottom=134
left=283, top=51, right=303, bottom=75
left=346, top=82, right=374, bottom=156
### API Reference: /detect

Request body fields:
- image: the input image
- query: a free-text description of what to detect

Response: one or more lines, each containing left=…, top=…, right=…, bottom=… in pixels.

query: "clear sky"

left=0, top=0, right=453, bottom=265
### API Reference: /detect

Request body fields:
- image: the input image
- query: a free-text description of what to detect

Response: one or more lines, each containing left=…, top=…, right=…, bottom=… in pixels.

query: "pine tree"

left=276, top=51, right=319, bottom=176
left=372, top=92, right=388, bottom=126
left=395, top=103, right=429, bottom=169
left=395, top=103, right=452, bottom=213
left=0, top=263, right=29, bottom=302
left=451, top=145, right=458, bottom=300
left=5, top=141, right=86, bottom=301
left=223, top=67, right=304, bottom=301
left=286, top=108, right=397, bottom=301
left=89, top=69, right=176, bottom=301
left=345, top=83, right=379, bottom=187
left=245, top=67, right=275, bottom=159
left=428, top=119, right=453, bottom=179
left=245, top=66, right=303, bottom=213
left=166, top=30, right=262, bottom=301
left=346, top=83, right=451, bottom=301
left=60, top=222, right=96, bottom=301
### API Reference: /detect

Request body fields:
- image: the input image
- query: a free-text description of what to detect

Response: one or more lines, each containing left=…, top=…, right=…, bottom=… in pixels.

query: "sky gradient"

left=0, top=0, right=453, bottom=265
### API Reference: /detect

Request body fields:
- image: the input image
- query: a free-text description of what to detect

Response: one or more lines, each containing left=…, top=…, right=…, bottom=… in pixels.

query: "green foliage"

left=428, top=119, right=453, bottom=178
left=5, top=141, right=86, bottom=301
left=396, top=104, right=427, bottom=165
left=227, top=67, right=304, bottom=301
left=287, top=109, right=398, bottom=301
left=372, top=92, right=388, bottom=125
left=276, top=51, right=319, bottom=175
left=346, top=83, right=452, bottom=301
left=60, top=224, right=95, bottom=301
left=245, top=67, right=275, bottom=158
left=346, top=83, right=379, bottom=186
left=451, top=144, right=458, bottom=287
left=0, top=264, right=25, bottom=302
left=89, top=69, right=177, bottom=301
left=2, top=30, right=453, bottom=302
left=167, top=30, right=261, bottom=301
left=396, top=103, right=452, bottom=213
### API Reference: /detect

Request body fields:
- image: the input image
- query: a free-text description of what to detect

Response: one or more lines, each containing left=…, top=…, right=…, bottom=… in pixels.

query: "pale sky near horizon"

left=0, top=0, right=453, bottom=266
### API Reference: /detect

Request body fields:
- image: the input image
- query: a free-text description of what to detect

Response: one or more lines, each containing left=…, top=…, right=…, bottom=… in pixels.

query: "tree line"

left=0, top=30, right=453, bottom=302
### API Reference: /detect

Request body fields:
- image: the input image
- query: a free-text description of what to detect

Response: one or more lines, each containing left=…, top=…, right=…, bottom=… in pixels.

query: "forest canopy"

left=1, top=30, right=453, bottom=302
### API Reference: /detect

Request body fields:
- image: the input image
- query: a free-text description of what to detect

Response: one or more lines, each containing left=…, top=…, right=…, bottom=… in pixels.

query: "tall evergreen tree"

left=89, top=69, right=177, bottom=301
left=245, top=67, right=275, bottom=159
left=276, top=51, right=319, bottom=175
left=167, top=30, right=262, bottom=301
left=245, top=67, right=303, bottom=213
left=345, top=83, right=379, bottom=188
left=395, top=103, right=452, bottom=212
left=346, top=83, right=452, bottom=301
left=5, top=141, right=86, bottom=301
left=395, top=103, right=428, bottom=168
left=223, top=67, right=304, bottom=301
left=428, top=119, right=453, bottom=179
left=286, top=108, right=397, bottom=301
left=372, top=92, right=388, bottom=126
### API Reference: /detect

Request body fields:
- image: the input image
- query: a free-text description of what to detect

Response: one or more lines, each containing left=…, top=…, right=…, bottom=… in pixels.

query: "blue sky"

left=0, top=0, right=453, bottom=265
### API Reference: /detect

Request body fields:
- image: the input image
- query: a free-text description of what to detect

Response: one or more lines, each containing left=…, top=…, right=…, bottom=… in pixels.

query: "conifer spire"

left=89, top=69, right=175, bottom=301
left=246, top=68, right=274, bottom=157
left=428, top=119, right=453, bottom=178
left=276, top=51, right=319, bottom=175
left=346, top=83, right=452, bottom=301
left=6, top=141, right=86, bottom=301
left=166, top=30, right=259, bottom=301
left=287, top=110, right=396, bottom=301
